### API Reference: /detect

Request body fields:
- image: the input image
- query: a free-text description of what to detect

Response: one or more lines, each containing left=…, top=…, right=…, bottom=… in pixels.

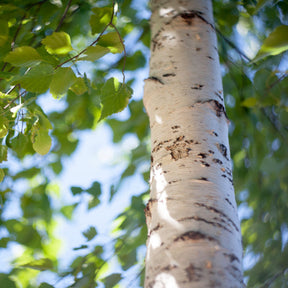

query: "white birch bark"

left=143, top=0, right=244, bottom=287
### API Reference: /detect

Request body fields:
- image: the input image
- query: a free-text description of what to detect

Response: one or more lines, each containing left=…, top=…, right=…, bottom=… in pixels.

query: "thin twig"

left=55, top=2, right=116, bottom=69
left=55, top=0, right=72, bottom=32
left=216, top=28, right=251, bottom=62
left=111, top=23, right=126, bottom=83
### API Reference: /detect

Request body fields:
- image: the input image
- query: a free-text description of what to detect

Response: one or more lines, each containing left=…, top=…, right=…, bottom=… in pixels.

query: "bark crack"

left=194, top=202, right=240, bottom=232
left=174, top=231, right=218, bottom=243
left=178, top=215, right=233, bottom=233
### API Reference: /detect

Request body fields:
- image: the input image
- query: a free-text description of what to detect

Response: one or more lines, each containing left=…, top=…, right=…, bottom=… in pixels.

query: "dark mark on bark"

left=208, top=99, right=227, bottom=118
left=147, top=76, right=164, bottom=85
left=225, top=198, right=233, bottom=207
left=212, top=158, right=223, bottom=165
left=200, top=160, right=210, bottom=167
left=185, top=264, right=202, bottom=282
left=151, top=223, right=162, bottom=234
left=191, top=84, right=204, bottom=90
left=178, top=215, right=233, bottom=233
left=197, top=152, right=208, bottom=159
left=217, top=143, right=229, bottom=160
left=215, top=90, right=224, bottom=101
left=171, top=125, right=180, bottom=129
left=224, top=252, right=240, bottom=263
left=194, top=202, right=240, bottom=232
left=163, top=264, right=177, bottom=271
left=175, top=231, right=218, bottom=243
left=163, top=73, right=176, bottom=77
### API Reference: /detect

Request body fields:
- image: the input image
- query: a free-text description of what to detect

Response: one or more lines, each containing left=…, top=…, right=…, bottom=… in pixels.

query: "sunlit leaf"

left=42, top=32, right=73, bottom=55
left=31, top=127, right=52, bottom=155
left=80, top=46, right=110, bottom=61
left=50, top=67, right=77, bottom=98
left=0, top=168, right=4, bottom=182
left=4, top=46, right=42, bottom=67
left=82, top=226, right=97, bottom=241
left=0, top=145, right=8, bottom=163
left=100, top=77, right=132, bottom=120
left=253, top=25, right=288, bottom=62
left=12, top=63, right=54, bottom=93
left=241, top=97, right=257, bottom=107
left=90, top=7, right=114, bottom=34
left=60, top=204, right=78, bottom=220
left=20, top=258, right=53, bottom=271
left=88, top=197, right=100, bottom=210
left=0, top=117, right=8, bottom=138
left=98, top=32, right=123, bottom=54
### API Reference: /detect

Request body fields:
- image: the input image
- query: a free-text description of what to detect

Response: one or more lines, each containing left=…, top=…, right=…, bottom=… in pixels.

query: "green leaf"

left=253, top=25, right=288, bottom=62
left=86, top=181, right=101, bottom=197
left=0, top=273, right=16, bottom=288
left=39, top=283, right=55, bottom=288
left=98, top=32, right=123, bottom=54
left=4, top=46, right=42, bottom=67
left=42, top=32, right=73, bottom=55
left=0, top=116, right=8, bottom=138
left=241, top=97, right=257, bottom=107
left=0, top=168, right=4, bottom=182
left=88, top=197, right=100, bottom=210
left=60, top=204, right=78, bottom=220
left=102, top=273, right=122, bottom=288
left=12, top=63, right=54, bottom=93
left=20, top=258, right=53, bottom=271
left=80, top=46, right=110, bottom=61
left=0, top=145, right=8, bottom=163
left=100, top=78, right=132, bottom=120
left=82, top=226, right=97, bottom=241
left=0, top=20, right=9, bottom=47
left=253, top=0, right=273, bottom=14
left=71, top=186, right=84, bottom=195
left=13, top=167, right=40, bottom=179
left=50, top=67, right=77, bottom=98
left=89, top=7, right=114, bottom=35
left=70, top=77, right=88, bottom=95
left=31, top=127, right=52, bottom=155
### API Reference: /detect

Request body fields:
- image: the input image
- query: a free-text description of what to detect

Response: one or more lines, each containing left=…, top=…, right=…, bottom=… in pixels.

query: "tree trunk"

left=143, top=0, right=244, bottom=287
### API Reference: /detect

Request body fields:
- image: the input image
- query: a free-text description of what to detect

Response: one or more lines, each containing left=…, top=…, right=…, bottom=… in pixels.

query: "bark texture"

left=143, top=0, right=244, bottom=287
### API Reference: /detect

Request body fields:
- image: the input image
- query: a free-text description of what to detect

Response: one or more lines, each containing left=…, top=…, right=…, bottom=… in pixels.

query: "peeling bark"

left=143, top=0, right=244, bottom=287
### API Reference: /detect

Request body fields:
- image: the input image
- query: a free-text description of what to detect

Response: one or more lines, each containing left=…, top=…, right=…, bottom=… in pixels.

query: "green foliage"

left=253, top=25, right=288, bottom=62
left=20, top=258, right=54, bottom=271
left=41, top=32, right=73, bottom=55
left=100, top=77, right=133, bottom=119
left=82, top=226, right=97, bottom=242
left=4, top=46, right=42, bottom=67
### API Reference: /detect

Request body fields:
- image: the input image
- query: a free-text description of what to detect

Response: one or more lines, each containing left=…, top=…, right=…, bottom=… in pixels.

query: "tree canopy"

left=0, top=0, right=288, bottom=287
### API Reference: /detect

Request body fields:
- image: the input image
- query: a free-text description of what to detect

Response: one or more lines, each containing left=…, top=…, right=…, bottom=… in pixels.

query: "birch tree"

left=143, top=0, right=243, bottom=286
left=1, top=0, right=288, bottom=287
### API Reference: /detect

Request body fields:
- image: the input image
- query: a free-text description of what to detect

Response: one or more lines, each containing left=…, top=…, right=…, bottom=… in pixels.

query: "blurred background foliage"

left=0, top=0, right=288, bottom=287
